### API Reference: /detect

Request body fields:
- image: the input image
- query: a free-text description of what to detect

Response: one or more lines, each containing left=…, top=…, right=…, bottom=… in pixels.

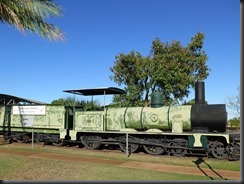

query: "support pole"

left=73, top=92, right=76, bottom=129
left=104, top=90, right=106, bottom=111
left=32, top=126, right=34, bottom=149
left=92, top=95, right=94, bottom=110
left=103, top=90, right=106, bottom=131
left=126, top=133, right=129, bottom=156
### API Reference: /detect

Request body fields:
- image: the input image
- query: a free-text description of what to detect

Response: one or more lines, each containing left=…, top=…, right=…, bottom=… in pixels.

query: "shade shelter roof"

left=63, top=87, right=126, bottom=110
left=0, top=93, right=47, bottom=105
left=63, top=87, right=126, bottom=96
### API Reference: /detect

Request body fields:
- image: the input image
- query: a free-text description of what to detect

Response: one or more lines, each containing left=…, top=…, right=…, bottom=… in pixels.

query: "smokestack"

left=195, top=81, right=205, bottom=104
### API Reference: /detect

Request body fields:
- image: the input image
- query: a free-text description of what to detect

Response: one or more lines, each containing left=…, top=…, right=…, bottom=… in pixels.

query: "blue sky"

left=0, top=0, right=240, bottom=119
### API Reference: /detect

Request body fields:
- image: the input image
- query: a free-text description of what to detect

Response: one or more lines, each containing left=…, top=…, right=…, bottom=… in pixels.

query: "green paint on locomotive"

left=106, top=105, right=191, bottom=131
left=75, top=111, right=104, bottom=131
left=0, top=105, right=11, bottom=130
left=5, top=127, right=60, bottom=134
left=168, top=105, right=192, bottom=130
left=76, top=105, right=192, bottom=132
left=0, top=105, right=66, bottom=133
left=188, top=135, right=208, bottom=150
left=141, top=107, right=169, bottom=130
left=0, top=104, right=193, bottom=133
left=106, top=108, right=126, bottom=130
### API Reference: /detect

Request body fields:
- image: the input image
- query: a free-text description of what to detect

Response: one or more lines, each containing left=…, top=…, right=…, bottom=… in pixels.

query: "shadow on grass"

left=192, top=157, right=228, bottom=180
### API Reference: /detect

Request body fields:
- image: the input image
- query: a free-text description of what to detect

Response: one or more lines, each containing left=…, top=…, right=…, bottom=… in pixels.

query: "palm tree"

left=0, top=0, right=65, bottom=41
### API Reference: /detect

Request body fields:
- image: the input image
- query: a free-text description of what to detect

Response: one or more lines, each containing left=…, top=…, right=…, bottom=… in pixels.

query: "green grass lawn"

left=0, top=143, right=240, bottom=181
left=0, top=154, right=229, bottom=180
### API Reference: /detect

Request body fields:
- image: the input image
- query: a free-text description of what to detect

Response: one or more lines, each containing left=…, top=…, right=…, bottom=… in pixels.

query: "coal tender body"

left=62, top=82, right=240, bottom=160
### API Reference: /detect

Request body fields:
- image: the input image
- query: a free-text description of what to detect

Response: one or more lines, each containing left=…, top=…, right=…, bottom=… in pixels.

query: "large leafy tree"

left=110, top=32, right=210, bottom=107
left=110, top=51, right=147, bottom=107
left=0, top=0, right=64, bottom=41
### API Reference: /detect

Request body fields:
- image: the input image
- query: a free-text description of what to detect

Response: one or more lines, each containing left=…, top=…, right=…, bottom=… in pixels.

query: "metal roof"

left=0, top=93, right=47, bottom=105
left=63, top=87, right=126, bottom=96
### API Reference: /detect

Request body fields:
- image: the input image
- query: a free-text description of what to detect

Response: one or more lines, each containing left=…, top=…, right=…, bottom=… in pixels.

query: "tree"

left=109, top=51, right=147, bottom=107
left=226, top=86, right=240, bottom=118
left=226, top=88, right=240, bottom=129
left=51, top=97, right=101, bottom=111
left=182, top=99, right=208, bottom=105
left=51, top=97, right=75, bottom=106
left=228, top=117, right=240, bottom=129
left=0, top=0, right=65, bottom=41
left=110, top=32, right=210, bottom=107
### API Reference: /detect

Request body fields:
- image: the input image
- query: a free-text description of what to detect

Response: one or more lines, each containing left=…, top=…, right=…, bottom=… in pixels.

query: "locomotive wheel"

left=211, top=142, right=228, bottom=159
left=53, top=140, right=63, bottom=146
left=143, top=145, right=165, bottom=155
left=232, top=143, right=240, bottom=155
left=171, top=138, right=188, bottom=157
left=80, top=136, right=101, bottom=150
left=17, top=135, right=30, bottom=143
left=142, top=138, right=165, bottom=155
left=119, top=142, right=139, bottom=153
left=229, top=143, right=240, bottom=161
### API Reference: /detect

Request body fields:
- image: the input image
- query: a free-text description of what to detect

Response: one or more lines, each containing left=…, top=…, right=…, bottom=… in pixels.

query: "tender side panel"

left=0, top=106, right=6, bottom=130
left=75, top=111, right=104, bottom=131
left=7, top=105, right=65, bottom=134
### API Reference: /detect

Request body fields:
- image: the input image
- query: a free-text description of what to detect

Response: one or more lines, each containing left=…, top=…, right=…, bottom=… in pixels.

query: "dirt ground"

left=0, top=147, right=240, bottom=180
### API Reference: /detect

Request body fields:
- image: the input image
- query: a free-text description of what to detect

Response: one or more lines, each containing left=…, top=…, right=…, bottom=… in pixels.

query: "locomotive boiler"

left=67, top=82, right=226, bottom=133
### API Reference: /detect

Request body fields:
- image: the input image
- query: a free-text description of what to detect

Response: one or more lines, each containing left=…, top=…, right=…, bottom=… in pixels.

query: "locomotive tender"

left=0, top=82, right=240, bottom=160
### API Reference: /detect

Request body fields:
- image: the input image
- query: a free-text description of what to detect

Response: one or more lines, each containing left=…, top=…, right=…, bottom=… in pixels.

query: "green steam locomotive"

left=0, top=82, right=240, bottom=160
